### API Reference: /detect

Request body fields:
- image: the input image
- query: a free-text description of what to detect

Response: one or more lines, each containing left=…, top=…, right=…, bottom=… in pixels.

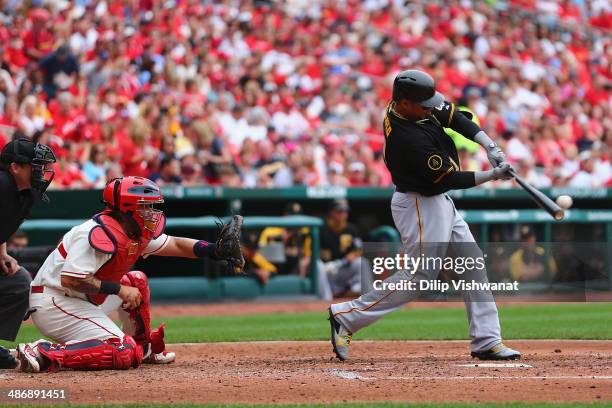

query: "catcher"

left=17, top=176, right=244, bottom=372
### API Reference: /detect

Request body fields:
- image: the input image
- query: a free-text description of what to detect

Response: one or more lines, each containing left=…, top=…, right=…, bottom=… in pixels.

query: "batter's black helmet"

left=392, top=70, right=444, bottom=108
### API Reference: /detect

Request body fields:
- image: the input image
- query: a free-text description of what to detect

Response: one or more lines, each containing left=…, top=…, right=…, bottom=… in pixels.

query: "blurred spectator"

left=7, top=230, right=28, bottom=252
left=347, top=161, right=368, bottom=186
left=105, top=161, right=123, bottom=181
left=318, top=199, right=363, bottom=300
left=255, top=139, right=285, bottom=187
left=81, top=144, right=108, bottom=188
left=568, top=151, right=599, bottom=188
left=506, top=128, right=534, bottom=165
left=17, top=95, right=46, bottom=138
left=76, top=100, right=102, bottom=143
left=517, top=159, right=552, bottom=189
left=49, top=92, right=79, bottom=140
left=0, top=1, right=607, bottom=189
left=179, top=154, right=202, bottom=186
left=273, top=148, right=303, bottom=187
left=52, top=141, right=91, bottom=189
left=327, top=162, right=350, bottom=187
left=271, top=98, right=310, bottom=139
left=120, top=117, right=150, bottom=178
left=148, top=156, right=182, bottom=185
left=217, top=105, right=252, bottom=147
left=509, top=226, right=558, bottom=282
left=190, top=119, right=233, bottom=183
left=23, top=8, right=55, bottom=62
left=38, top=44, right=79, bottom=100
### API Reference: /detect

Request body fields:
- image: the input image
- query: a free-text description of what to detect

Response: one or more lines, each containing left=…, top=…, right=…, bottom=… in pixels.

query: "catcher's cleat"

left=17, top=340, right=50, bottom=373
left=328, top=307, right=352, bottom=361
left=471, top=343, right=521, bottom=360
left=143, top=350, right=175, bottom=364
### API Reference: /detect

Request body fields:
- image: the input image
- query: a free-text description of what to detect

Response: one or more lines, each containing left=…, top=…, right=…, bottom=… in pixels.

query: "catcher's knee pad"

left=37, top=335, right=143, bottom=371
left=120, top=271, right=152, bottom=345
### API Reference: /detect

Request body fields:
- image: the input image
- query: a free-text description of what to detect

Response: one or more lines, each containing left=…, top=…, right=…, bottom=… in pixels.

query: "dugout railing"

left=20, top=216, right=323, bottom=302
left=19, top=210, right=612, bottom=301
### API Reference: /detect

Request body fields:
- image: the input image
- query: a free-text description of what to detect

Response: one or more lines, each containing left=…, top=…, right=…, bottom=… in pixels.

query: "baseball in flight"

left=556, top=195, right=573, bottom=209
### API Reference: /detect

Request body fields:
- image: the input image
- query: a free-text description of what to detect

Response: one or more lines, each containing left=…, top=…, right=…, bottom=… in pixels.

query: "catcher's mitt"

left=214, top=215, right=245, bottom=274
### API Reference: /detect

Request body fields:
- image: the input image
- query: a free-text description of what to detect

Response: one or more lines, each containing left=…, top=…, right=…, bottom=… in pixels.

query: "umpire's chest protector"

left=86, top=210, right=165, bottom=305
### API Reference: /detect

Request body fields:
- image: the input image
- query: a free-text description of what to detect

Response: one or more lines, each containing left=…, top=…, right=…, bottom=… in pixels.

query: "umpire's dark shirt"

left=383, top=101, right=462, bottom=196
left=0, top=169, right=35, bottom=245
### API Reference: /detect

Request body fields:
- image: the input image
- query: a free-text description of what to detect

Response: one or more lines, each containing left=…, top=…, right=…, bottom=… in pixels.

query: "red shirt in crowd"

left=22, top=29, right=54, bottom=61
left=120, top=137, right=148, bottom=177
left=48, top=101, right=81, bottom=140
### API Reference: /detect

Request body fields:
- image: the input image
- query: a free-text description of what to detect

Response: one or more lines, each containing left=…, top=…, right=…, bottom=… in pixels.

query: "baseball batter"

left=329, top=70, right=520, bottom=361
left=17, top=176, right=244, bottom=372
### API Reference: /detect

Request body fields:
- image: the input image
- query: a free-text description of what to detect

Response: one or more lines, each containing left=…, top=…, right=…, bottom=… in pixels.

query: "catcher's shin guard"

left=120, top=270, right=152, bottom=346
left=120, top=270, right=167, bottom=354
left=149, top=323, right=166, bottom=354
left=36, top=336, right=143, bottom=371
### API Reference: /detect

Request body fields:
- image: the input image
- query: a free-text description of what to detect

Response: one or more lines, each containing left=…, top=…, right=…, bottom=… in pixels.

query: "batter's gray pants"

left=330, top=192, right=502, bottom=353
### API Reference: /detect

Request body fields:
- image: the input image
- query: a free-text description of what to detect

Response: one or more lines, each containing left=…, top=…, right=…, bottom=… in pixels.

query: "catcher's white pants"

left=330, top=191, right=502, bottom=353
left=29, top=288, right=133, bottom=343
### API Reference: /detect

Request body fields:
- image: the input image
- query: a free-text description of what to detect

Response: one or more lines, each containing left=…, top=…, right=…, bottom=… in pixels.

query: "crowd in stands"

left=0, top=0, right=609, bottom=189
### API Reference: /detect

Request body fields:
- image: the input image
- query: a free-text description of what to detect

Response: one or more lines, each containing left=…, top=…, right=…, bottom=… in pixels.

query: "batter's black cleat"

left=0, top=346, right=18, bottom=369
left=471, top=343, right=521, bottom=360
left=328, top=307, right=351, bottom=361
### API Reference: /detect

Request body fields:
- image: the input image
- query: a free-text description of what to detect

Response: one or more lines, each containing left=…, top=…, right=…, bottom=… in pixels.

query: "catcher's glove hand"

left=214, top=215, right=245, bottom=273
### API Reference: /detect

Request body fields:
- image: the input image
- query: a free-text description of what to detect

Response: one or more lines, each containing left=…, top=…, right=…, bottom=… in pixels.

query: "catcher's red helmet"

left=102, top=176, right=164, bottom=233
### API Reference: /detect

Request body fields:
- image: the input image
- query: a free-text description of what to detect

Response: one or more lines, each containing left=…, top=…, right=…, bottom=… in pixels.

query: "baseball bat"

left=509, top=169, right=565, bottom=221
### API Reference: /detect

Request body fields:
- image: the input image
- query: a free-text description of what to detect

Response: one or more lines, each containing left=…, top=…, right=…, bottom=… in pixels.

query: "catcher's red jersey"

left=86, top=210, right=166, bottom=305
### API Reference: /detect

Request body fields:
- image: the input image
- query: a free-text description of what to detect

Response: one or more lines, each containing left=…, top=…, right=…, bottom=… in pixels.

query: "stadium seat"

left=262, top=275, right=307, bottom=296
left=219, top=277, right=262, bottom=299
left=149, top=277, right=211, bottom=302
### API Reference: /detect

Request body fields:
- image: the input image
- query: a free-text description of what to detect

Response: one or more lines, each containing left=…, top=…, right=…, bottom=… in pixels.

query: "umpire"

left=0, top=138, right=55, bottom=368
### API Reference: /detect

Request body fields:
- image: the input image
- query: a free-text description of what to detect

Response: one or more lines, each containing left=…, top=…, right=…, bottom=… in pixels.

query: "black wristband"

left=193, top=240, right=217, bottom=258
left=99, top=281, right=121, bottom=295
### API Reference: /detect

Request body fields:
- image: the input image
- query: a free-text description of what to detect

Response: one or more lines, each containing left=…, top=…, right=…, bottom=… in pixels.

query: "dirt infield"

left=4, top=340, right=612, bottom=405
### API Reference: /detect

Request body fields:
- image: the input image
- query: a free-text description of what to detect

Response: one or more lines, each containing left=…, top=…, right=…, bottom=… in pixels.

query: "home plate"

left=456, top=363, right=532, bottom=368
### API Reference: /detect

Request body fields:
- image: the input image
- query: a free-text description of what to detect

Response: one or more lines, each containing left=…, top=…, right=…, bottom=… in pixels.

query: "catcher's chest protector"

left=87, top=210, right=165, bottom=305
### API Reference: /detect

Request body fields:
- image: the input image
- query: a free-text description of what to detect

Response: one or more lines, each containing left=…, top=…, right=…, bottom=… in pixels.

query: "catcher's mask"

left=31, top=143, right=56, bottom=203
left=0, top=139, right=56, bottom=202
left=102, top=176, right=164, bottom=235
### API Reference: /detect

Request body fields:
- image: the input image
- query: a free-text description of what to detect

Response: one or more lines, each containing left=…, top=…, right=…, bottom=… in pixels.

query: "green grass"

left=2, top=303, right=610, bottom=348
left=5, top=403, right=612, bottom=408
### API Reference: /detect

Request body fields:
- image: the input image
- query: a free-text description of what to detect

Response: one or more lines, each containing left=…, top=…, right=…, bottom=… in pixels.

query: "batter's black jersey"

left=383, top=101, right=462, bottom=196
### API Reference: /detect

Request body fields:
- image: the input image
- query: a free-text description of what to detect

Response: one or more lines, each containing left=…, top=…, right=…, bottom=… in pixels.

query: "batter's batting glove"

left=486, top=143, right=507, bottom=168
left=492, top=162, right=514, bottom=180
left=214, top=215, right=245, bottom=274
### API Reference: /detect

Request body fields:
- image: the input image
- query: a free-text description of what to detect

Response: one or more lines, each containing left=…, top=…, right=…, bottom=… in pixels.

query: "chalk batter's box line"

left=331, top=370, right=612, bottom=381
